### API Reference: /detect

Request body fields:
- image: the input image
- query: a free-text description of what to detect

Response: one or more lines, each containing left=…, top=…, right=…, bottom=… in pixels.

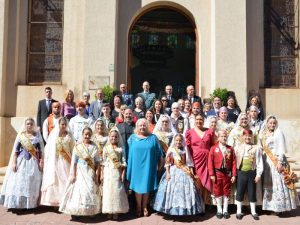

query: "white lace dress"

left=0, top=135, right=42, bottom=209
left=41, top=134, right=74, bottom=206
left=59, top=143, right=101, bottom=215
left=102, top=144, right=129, bottom=214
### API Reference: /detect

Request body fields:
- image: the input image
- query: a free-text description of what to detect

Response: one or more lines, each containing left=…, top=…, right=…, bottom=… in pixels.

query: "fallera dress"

left=153, top=147, right=205, bottom=215
left=259, top=127, right=299, bottom=212
left=59, top=142, right=101, bottom=215
left=41, top=133, right=75, bottom=206
left=102, top=144, right=129, bottom=214
left=0, top=133, right=43, bottom=209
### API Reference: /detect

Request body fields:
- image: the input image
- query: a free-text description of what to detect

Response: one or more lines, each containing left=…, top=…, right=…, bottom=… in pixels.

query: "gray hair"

left=83, top=91, right=90, bottom=97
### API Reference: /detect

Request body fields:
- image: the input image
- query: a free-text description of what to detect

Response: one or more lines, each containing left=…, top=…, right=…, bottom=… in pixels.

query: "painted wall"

left=0, top=0, right=299, bottom=166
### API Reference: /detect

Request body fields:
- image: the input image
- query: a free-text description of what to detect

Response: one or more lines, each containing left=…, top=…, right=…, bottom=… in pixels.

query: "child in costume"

left=101, top=128, right=129, bottom=220
left=59, top=127, right=101, bottom=216
left=208, top=130, right=236, bottom=219
left=153, top=134, right=205, bottom=215
left=235, top=129, right=263, bottom=220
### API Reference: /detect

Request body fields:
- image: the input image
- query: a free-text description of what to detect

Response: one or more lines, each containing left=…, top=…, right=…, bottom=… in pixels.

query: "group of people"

left=0, top=81, right=299, bottom=221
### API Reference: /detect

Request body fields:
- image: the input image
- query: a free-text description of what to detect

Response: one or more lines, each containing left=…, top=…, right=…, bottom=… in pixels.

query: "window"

left=27, top=0, right=64, bottom=84
left=131, top=30, right=140, bottom=48
left=264, top=0, right=298, bottom=87
left=167, top=34, right=178, bottom=48
left=186, top=35, right=195, bottom=49
left=148, top=34, right=159, bottom=45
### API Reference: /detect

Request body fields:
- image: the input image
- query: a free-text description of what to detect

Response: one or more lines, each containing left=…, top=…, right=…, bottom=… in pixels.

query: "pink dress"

left=186, top=128, right=214, bottom=192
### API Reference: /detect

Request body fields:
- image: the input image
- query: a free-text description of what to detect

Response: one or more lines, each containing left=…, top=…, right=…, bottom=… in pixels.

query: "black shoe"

left=236, top=213, right=243, bottom=220
left=252, top=214, right=259, bottom=220
left=223, top=212, right=230, bottom=219
left=216, top=212, right=223, bottom=219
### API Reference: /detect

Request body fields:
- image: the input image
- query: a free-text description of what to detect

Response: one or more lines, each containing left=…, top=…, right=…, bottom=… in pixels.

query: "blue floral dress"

left=153, top=147, right=205, bottom=215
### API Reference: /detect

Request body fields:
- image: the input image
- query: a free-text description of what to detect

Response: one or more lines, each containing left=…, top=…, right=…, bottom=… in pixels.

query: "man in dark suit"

left=159, top=85, right=176, bottom=109
left=89, top=88, right=107, bottom=121
left=119, top=84, right=134, bottom=108
left=137, top=81, right=156, bottom=110
left=36, top=87, right=57, bottom=130
left=183, top=85, right=203, bottom=108
left=116, top=108, right=135, bottom=162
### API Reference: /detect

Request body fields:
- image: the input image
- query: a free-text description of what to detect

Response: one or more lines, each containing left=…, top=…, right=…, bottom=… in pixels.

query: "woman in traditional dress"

left=153, top=134, right=205, bottom=215
left=227, top=112, right=250, bottom=147
left=59, top=127, right=101, bottom=216
left=216, top=107, right=234, bottom=133
left=186, top=114, right=215, bottom=203
left=245, top=94, right=264, bottom=121
left=101, top=129, right=129, bottom=220
left=127, top=118, right=164, bottom=217
left=0, top=117, right=44, bottom=209
left=91, top=118, right=108, bottom=158
left=170, top=102, right=189, bottom=137
left=41, top=117, right=75, bottom=207
left=153, top=115, right=177, bottom=154
left=258, top=115, right=299, bottom=213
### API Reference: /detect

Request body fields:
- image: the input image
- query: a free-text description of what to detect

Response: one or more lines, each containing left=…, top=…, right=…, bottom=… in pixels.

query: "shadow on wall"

left=0, top=117, right=18, bottom=167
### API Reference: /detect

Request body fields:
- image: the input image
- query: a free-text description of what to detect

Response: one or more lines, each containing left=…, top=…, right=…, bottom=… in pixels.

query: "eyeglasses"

left=162, top=121, right=169, bottom=123
left=161, top=99, right=167, bottom=102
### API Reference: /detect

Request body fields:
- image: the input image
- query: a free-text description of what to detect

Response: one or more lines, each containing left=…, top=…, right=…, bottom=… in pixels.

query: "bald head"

left=142, top=81, right=150, bottom=92
left=52, top=102, right=61, bottom=116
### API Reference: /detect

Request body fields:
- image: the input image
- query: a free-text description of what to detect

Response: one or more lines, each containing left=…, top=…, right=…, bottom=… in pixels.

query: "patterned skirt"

left=153, top=165, right=205, bottom=215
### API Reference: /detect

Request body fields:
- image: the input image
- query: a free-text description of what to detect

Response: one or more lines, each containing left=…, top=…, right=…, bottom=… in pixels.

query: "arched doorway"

left=128, top=7, right=197, bottom=98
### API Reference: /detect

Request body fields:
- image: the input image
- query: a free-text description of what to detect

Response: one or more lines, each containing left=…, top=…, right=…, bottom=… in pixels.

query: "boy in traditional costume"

left=208, top=130, right=236, bottom=219
left=235, top=129, right=263, bottom=220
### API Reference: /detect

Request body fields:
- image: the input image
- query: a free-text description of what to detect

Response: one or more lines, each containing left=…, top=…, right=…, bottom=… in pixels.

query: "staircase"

left=0, top=167, right=6, bottom=190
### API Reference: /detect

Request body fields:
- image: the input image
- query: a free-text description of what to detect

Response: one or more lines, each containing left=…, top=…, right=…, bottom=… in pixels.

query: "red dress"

left=186, top=128, right=214, bottom=192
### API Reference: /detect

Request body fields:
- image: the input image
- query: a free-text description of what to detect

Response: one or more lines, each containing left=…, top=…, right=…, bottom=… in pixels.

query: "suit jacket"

left=207, top=108, right=219, bottom=117
left=183, top=95, right=203, bottom=107
left=112, top=91, right=134, bottom=109
left=137, top=92, right=156, bottom=110
left=116, top=122, right=134, bottom=161
left=158, top=91, right=176, bottom=108
left=89, top=100, right=107, bottom=121
left=235, top=144, right=263, bottom=175
left=208, top=143, right=237, bottom=177
left=37, top=99, right=57, bottom=128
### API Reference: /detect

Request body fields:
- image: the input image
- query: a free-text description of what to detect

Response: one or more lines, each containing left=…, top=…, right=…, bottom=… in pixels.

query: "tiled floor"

left=0, top=205, right=299, bottom=225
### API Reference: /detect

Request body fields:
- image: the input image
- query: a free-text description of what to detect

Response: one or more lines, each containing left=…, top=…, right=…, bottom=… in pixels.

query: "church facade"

left=0, top=0, right=300, bottom=166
